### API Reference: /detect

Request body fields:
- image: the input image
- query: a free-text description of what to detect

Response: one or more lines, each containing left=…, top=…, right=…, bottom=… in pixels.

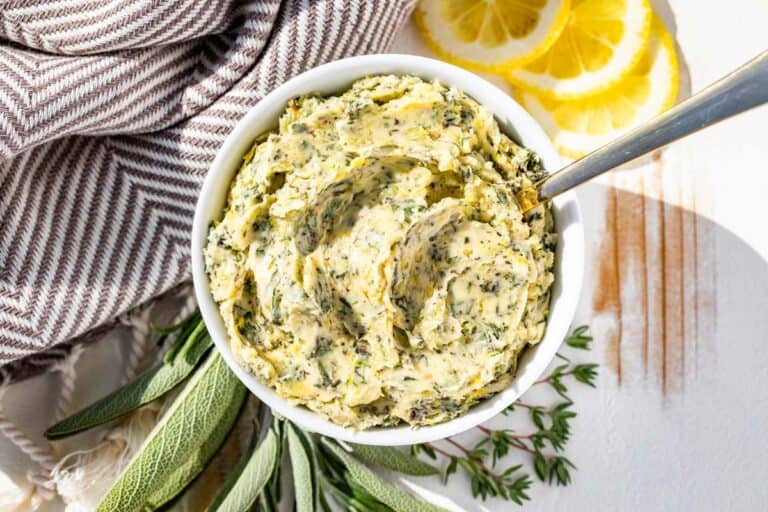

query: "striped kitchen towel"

left=0, top=0, right=416, bottom=380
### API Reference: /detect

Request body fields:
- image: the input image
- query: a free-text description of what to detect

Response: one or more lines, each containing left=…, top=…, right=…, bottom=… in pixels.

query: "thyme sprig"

left=48, top=316, right=597, bottom=511
left=564, top=324, right=593, bottom=349
left=413, top=439, right=532, bottom=504
left=411, top=325, right=598, bottom=504
left=534, top=362, right=599, bottom=399
left=533, top=325, right=598, bottom=398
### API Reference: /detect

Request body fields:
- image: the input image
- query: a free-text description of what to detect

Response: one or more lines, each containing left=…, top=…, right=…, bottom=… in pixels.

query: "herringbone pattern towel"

left=0, top=0, right=416, bottom=380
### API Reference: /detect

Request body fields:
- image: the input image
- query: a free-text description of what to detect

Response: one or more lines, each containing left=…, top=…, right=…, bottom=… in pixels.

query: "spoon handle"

left=537, top=49, right=768, bottom=201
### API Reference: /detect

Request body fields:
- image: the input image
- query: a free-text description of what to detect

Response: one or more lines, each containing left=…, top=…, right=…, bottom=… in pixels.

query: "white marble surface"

left=2, top=1, right=768, bottom=510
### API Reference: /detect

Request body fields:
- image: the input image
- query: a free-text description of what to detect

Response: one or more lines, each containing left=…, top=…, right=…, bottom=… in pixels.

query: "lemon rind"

left=517, top=18, right=679, bottom=159
left=506, top=0, right=653, bottom=101
left=413, top=0, right=572, bottom=73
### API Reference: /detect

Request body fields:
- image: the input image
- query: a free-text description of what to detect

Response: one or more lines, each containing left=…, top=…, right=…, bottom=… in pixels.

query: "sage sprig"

left=48, top=312, right=597, bottom=511
left=260, top=418, right=285, bottom=511
left=348, top=443, right=438, bottom=477
left=46, top=311, right=211, bottom=439
left=287, top=422, right=315, bottom=512
left=202, top=410, right=259, bottom=511
left=207, top=423, right=279, bottom=512
left=96, top=352, right=246, bottom=512
left=322, top=439, right=446, bottom=512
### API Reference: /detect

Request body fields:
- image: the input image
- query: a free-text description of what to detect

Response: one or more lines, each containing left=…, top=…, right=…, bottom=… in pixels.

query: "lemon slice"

left=517, top=18, right=678, bottom=158
left=507, top=0, right=652, bottom=99
left=414, top=0, right=571, bottom=72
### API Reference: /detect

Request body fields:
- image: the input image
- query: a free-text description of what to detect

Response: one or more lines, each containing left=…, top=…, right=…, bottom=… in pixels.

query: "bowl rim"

left=192, top=53, right=584, bottom=446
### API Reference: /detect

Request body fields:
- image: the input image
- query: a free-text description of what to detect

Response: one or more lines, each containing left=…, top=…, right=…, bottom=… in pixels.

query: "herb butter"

left=204, top=75, right=555, bottom=429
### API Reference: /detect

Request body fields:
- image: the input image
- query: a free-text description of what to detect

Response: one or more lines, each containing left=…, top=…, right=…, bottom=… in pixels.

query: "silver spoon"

left=518, top=49, right=768, bottom=211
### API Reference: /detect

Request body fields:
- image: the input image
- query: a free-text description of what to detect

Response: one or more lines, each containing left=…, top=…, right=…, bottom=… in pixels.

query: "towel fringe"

left=0, top=290, right=197, bottom=510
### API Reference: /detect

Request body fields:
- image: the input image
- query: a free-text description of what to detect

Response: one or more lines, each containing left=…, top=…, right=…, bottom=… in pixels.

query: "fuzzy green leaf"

left=297, top=428, right=323, bottom=509
left=348, top=443, right=438, bottom=476
left=204, top=418, right=260, bottom=512
left=172, top=320, right=208, bottom=363
left=207, top=426, right=278, bottom=512
left=143, top=397, right=247, bottom=510
left=46, top=329, right=212, bottom=440
left=287, top=423, right=314, bottom=512
left=263, top=420, right=284, bottom=509
left=345, top=473, right=394, bottom=511
left=162, top=316, right=203, bottom=363
left=96, top=352, right=246, bottom=512
left=323, top=439, right=446, bottom=512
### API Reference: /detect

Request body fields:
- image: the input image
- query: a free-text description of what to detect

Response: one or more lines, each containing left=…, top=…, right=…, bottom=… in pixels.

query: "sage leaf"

left=162, top=316, right=203, bottom=363
left=96, top=352, right=246, bottom=512
left=46, top=330, right=212, bottom=440
left=257, top=492, right=274, bottom=512
left=287, top=423, right=314, bottom=512
left=271, top=420, right=285, bottom=502
left=259, top=419, right=284, bottom=511
left=143, top=396, right=247, bottom=510
left=348, top=443, right=439, bottom=476
left=318, top=486, right=334, bottom=512
left=205, top=418, right=260, bottom=512
left=207, top=426, right=278, bottom=512
left=346, top=474, right=395, bottom=512
left=173, top=319, right=208, bottom=363
left=323, top=439, right=447, bottom=512
left=297, top=428, right=321, bottom=509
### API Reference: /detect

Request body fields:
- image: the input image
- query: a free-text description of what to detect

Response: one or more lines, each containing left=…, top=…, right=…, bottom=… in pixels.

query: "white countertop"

left=2, top=1, right=767, bottom=510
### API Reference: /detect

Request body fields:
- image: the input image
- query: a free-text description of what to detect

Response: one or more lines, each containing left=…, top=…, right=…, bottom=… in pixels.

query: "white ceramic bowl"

left=192, top=54, right=584, bottom=446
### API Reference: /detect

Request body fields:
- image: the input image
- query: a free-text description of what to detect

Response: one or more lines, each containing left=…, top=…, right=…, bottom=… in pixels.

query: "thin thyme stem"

left=432, top=439, right=508, bottom=483
left=444, top=437, right=470, bottom=455
left=534, top=369, right=579, bottom=385
left=508, top=440, right=537, bottom=456
left=424, top=441, right=454, bottom=459
left=424, top=326, right=595, bottom=500
left=475, top=424, right=534, bottom=440
left=473, top=425, right=566, bottom=462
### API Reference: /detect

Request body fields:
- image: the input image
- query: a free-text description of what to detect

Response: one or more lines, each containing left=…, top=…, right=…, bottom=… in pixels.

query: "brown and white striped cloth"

left=0, top=0, right=416, bottom=381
